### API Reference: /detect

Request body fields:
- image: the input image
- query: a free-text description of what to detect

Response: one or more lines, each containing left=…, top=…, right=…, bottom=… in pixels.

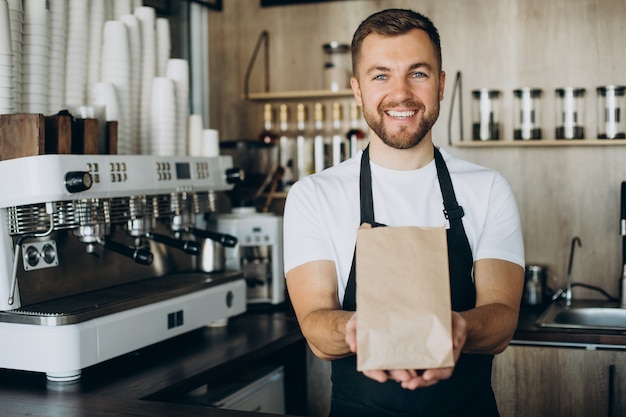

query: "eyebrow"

left=364, top=61, right=435, bottom=76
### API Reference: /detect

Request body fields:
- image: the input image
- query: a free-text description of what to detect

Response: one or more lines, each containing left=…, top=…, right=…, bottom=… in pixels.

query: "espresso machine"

left=0, top=154, right=246, bottom=382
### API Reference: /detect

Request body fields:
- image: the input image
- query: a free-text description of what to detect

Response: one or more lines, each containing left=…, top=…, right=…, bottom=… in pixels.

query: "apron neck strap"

left=359, top=145, right=465, bottom=225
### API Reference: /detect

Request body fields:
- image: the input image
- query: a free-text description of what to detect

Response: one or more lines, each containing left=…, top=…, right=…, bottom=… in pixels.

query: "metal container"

left=523, top=264, right=548, bottom=306
left=197, top=238, right=225, bottom=273
left=191, top=228, right=238, bottom=273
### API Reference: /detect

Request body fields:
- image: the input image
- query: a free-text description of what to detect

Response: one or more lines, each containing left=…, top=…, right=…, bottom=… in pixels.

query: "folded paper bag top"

left=355, top=223, right=454, bottom=371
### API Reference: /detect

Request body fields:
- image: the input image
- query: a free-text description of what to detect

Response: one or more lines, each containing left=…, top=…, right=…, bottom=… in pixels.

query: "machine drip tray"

left=0, top=271, right=242, bottom=326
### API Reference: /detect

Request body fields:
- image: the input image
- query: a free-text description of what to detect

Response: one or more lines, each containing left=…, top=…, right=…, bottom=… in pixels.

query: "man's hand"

left=345, top=311, right=467, bottom=390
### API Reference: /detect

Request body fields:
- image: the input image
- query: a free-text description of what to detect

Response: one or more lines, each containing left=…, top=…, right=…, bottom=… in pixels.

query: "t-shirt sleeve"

left=282, top=178, right=335, bottom=275
left=473, top=172, right=525, bottom=268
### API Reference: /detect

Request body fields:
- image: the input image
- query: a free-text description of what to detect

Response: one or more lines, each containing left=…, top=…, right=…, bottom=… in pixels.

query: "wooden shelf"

left=245, top=89, right=354, bottom=102
left=452, top=139, right=626, bottom=148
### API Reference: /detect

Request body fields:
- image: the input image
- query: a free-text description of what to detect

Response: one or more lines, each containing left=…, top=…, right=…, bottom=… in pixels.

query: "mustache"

left=379, top=100, right=425, bottom=112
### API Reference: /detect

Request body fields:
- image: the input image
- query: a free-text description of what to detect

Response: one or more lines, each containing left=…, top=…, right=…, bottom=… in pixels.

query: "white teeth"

left=386, top=110, right=415, bottom=118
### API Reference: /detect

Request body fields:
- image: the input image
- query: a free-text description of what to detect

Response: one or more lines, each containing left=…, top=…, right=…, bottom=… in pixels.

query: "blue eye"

left=373, top=74, right=387, bottom=81
left=411, top=72, right=426, bottom=78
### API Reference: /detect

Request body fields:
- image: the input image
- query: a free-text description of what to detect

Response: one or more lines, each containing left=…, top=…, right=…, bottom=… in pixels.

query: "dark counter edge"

left=513, top=305, right=626, bottom=348
left=0, top=311, right=307, bottom=417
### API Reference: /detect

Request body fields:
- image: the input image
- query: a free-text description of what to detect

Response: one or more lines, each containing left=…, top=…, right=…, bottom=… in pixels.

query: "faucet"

left=565, top=236, right=582, bottom=307
left=619, top=264, right=626, bottom=308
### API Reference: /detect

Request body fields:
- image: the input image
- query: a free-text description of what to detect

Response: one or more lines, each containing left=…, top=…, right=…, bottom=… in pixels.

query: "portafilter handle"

left=187, top=227, right=238, bottom=248
left=103, top=239, right=153, bottom=265
left=145, top=232, right=201, bottom=255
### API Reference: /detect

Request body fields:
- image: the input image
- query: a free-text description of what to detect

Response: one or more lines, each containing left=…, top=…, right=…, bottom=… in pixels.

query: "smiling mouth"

left=385, top=110, right=416, bottom=119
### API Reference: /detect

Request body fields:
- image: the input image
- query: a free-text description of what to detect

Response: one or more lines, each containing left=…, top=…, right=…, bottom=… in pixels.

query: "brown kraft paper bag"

left=355, top=223, right=454, bottom=371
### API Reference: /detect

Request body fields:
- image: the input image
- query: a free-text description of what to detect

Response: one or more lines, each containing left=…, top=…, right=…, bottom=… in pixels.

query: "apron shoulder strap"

left=360, top=146, right=375, bottom=225
left=433, top=147, right=465, bottom=226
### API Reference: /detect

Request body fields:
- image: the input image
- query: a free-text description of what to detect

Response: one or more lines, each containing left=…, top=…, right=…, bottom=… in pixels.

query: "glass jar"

left=471, top=89, right=501, bottom=141
left=323, top=42, right=350, bottom=92
left=597, top=85, right=626, bottom=139
left=555, top=87, right=585, bottom=139
left=514, top=88, right=543, bottom=140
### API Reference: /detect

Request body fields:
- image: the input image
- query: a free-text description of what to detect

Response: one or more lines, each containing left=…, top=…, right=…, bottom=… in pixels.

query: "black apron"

left=329, top=146, right=499, bottom=417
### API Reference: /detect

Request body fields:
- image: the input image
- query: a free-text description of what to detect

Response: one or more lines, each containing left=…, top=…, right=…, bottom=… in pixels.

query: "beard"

left=363, top=100, right=440, bottom=150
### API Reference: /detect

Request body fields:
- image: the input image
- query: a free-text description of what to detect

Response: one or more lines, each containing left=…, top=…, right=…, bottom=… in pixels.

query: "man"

left=283, top=8, right=524, bottom=417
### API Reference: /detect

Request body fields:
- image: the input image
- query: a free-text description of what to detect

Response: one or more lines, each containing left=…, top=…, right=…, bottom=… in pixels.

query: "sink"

left=535, top=301, right=626, bottom=331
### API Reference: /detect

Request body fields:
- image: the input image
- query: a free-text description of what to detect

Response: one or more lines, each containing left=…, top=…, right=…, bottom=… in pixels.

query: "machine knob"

left=225, top=167, right=244, bottom=185
left=65, top=171, right=93, bottom=193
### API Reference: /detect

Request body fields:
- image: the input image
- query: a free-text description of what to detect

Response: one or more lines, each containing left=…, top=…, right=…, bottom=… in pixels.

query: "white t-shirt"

left=283, top=148, right=525, bottom=305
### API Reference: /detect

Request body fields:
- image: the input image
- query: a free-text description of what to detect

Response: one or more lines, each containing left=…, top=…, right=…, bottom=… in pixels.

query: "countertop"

left=1, top=304, right=624, bottom=417
left=0, top=311, right=306, bottom=417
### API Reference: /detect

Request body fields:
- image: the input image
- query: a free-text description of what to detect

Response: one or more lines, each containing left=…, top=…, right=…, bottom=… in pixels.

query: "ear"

left=439, top=71, right=446, bottom=101
left=350, top=77, right=363, bottom=106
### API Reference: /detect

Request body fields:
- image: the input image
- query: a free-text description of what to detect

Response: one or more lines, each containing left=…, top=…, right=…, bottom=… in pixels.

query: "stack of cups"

left=150, top=77, right=177, bottom=156
left=48, top=0, right=67, bottom=114
left=7, top=0, right=22, bottom=113
left=119, top=14, right=141, bottom=153
left=65, top=0, right=89, bottom=108
left=101, top=20, right=132, bottom=154
left=135, top=6, right=157, bottom=154
left=0, top=0, right=14, bottom=114
left=187, top=114, right=204, bottom=156
left=156, top=18, right=171, bottom=77
left=166, top=58, right=189, bottom=156
left=202, top=129, right=220, bottom=157
left=86, top=0, right=107, bottom=111
left=22, top=0, right=48, bottom=114
left=112, top=0, right=133, bottom=19
left=92, top=81, right=121, bottom=127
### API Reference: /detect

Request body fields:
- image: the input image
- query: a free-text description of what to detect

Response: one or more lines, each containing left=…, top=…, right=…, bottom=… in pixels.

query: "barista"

left=283, top=8, right=524, bottom=417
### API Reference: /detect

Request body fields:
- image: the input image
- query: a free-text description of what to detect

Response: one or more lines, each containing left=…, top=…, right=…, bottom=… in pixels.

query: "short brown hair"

left=351, top=9, right=442, bottom=77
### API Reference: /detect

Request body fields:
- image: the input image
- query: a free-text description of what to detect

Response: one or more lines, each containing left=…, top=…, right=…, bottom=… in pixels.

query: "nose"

left=387, top=77, right=414, bottom=103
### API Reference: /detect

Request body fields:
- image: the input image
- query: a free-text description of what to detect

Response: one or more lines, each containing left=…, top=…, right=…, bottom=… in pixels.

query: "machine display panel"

left=175, top=163, right=191, bottom=180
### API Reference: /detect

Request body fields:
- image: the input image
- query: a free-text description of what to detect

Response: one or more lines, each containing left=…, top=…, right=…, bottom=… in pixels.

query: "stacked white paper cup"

left=156, top=17, right=170, bottom=77
left=112, top=0, right=132, bottom=20
left=202, top=129, right=220, bottom=157
left=150, top=76, right=177, bottom=156
left=166, top=58, right=189, bottom=156
left=92, top=81, right=120, bottom=124
left=65, top=0, right=89, bottom=107
left=131, top=0, right=142, bottom=12
left=135, top=6, right=156, bottom=154
left=120, top=14, right=141, bottom=154
left=86, top=0, right=106, bottom=110
left=0, top=0, right=15, bottom=114
left=48, top=0, right=67, bottom=114
left=101, top=20, right=132, bottom=154
left=187, top=114, right=204, bottom=156
left=22, top=0, right=48, bottom=114
left=6, top=0, right=21, bottom=113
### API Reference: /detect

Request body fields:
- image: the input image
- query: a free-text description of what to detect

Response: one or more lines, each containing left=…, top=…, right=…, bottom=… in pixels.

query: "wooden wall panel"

left=208, top=0, right=626, bottom=298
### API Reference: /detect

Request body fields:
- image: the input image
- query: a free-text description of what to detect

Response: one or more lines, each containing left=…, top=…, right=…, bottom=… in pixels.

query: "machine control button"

left=65, top=171, right=93, bottom=193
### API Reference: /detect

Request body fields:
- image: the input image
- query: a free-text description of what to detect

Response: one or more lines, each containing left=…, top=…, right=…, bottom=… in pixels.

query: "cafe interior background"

left=0, top=0, right=624, bottom=416
left=204, top=1, right=626, bottom=414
